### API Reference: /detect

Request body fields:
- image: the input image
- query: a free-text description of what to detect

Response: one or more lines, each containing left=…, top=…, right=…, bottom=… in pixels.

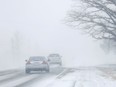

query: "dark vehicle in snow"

left=25, top=56, right=49, bottom=73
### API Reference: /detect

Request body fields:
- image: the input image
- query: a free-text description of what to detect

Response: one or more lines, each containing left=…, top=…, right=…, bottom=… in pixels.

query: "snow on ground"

left=0, top=66, right=116, bottom=87
left=30, top=68, right=75, bottom=87
left=30, top=75, right=59, bottom=87
left=41, top=67, right=116, bottom=87
left=47, top=80, right=75, bottom=87
left=0, top=71, right=22, bottom=82
left=0, top=74, right=39, bottom=87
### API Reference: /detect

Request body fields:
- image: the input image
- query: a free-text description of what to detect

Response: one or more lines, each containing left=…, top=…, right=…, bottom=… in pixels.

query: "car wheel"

left=46, top=68, right=50, bottom=73
left=25, top=69, right=30, bottom=74
left=59, top=63, right=62, bottom=66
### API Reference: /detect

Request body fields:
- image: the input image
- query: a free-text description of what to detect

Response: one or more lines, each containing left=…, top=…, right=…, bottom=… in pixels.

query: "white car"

left=48, top=54, right=62, bottom=65
left=25, top=56, right=49, bottom=73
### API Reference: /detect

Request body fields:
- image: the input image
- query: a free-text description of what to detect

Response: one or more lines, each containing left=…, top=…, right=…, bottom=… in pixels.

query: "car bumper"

left=26, top=64, right=49, bottom=70
left=50, top=62, right=61, bottom=64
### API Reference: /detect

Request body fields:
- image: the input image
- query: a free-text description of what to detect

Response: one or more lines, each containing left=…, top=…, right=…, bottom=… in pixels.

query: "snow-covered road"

left=0, top=65, right=64, bottom=87
left=0, top=66, right=116, bottom=87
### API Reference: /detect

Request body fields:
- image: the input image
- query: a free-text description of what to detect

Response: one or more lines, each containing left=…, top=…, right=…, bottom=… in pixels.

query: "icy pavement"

left=0, top=64, right=65, bottom=87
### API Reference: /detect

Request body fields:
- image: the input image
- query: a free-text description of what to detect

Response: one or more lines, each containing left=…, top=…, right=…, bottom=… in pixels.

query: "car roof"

left=49, top=54, right=60, bottom=56
left=29, top=56, right=46, bottom=60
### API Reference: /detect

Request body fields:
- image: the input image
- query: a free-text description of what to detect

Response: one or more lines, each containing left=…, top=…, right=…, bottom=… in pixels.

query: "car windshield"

left=49, top=57, right=60, bottom=60
left=29, top=57, right=45, bottom=61
left=49, top=54, right=60, bottom=57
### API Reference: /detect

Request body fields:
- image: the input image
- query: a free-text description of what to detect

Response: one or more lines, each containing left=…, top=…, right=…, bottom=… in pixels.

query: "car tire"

left=59, top=63, right=62, bottom=66
left=46, top=68, right=50, bottom=73
left=25, top=69, right=30, bottom=74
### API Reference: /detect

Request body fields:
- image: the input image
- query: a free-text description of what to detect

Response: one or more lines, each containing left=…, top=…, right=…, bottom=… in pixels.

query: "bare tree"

left=67, top=0, right=116, bottom=42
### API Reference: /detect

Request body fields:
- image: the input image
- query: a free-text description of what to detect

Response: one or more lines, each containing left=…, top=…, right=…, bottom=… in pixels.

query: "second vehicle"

left=48, top=53, right=62, bottom=65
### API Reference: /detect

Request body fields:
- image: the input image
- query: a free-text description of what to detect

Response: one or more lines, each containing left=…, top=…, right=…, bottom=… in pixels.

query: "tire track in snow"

left=56, top=68, right=75, bottom=79
left=15, top=74, right=53, bottom=87
left=0, top=65, right=65, bottom=87
left=0, top=71, right=24, bottom=84
left=46, top=68, right=77, bottom=87
left=0, top=73, right=40, bottom=87
left=0, top=69, right=20, bottom=76
left=16, top=67, right=66, bottom=87
left=0, top=70, right=40, bottom=86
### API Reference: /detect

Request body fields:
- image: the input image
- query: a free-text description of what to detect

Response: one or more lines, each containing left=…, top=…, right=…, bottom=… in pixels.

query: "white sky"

left=0, top=0, right=116, bottom=69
